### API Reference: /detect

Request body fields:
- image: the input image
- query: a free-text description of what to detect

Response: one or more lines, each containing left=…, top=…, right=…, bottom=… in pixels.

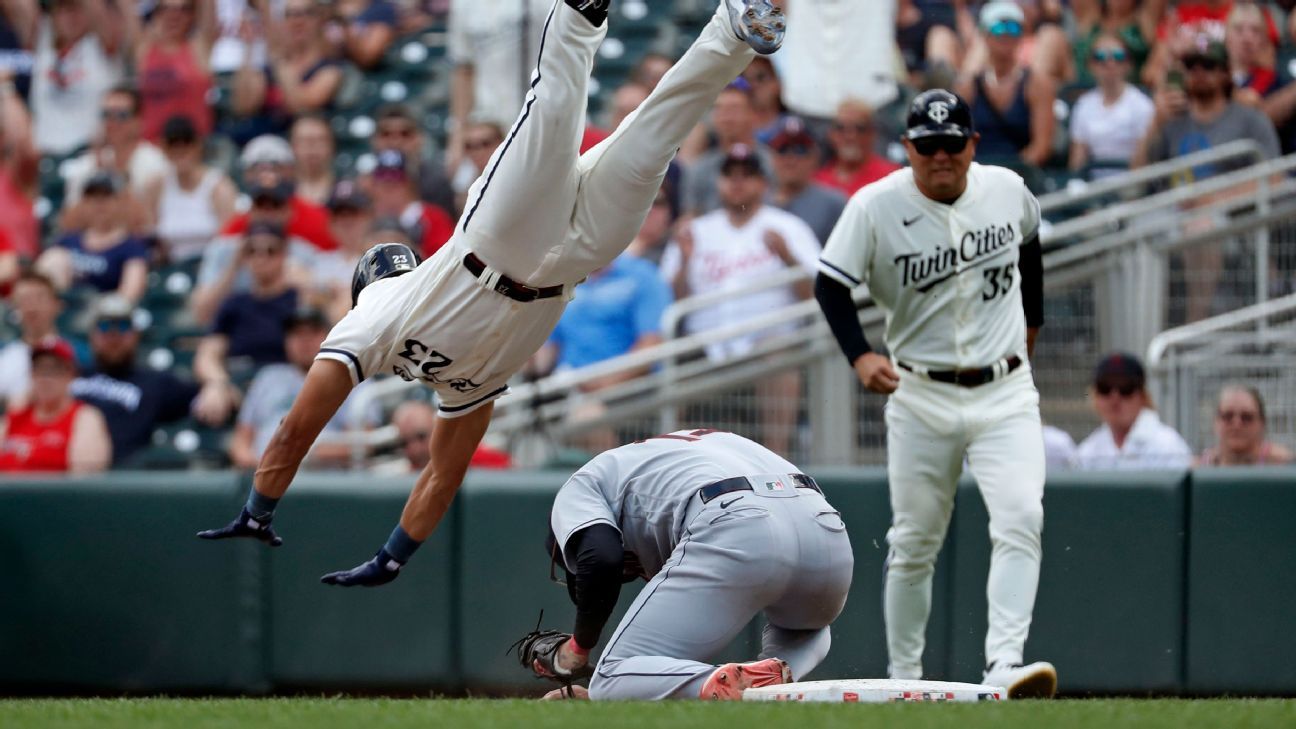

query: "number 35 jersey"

left=817, top=163, right=1041, bottom=371
left=315, top=240, right=568, bottom=417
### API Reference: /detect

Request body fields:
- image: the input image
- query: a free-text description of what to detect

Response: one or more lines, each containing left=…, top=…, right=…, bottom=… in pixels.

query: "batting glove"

left=196, top=507, right=284, bottom=547
left=320, top=549, right=404, bottom=587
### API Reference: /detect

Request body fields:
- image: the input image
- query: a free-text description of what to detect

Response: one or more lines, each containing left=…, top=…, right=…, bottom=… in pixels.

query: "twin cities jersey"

left=817, top=163, right=1041, bottom=370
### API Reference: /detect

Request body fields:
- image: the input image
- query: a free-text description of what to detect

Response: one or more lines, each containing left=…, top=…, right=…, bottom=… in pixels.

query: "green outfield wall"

left=1, top=467, right=1293, bottom=696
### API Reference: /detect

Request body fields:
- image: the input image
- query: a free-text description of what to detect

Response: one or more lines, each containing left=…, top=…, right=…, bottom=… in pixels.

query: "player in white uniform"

left=812, top=90, right=1057, bottom=698
left=197, top=0, right=789, bottom=585
left=517, top=429, right=853, bottom=700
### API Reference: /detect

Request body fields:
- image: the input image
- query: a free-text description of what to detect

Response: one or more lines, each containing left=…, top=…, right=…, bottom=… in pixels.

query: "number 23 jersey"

left=817, top=163, right=1041, bottom=371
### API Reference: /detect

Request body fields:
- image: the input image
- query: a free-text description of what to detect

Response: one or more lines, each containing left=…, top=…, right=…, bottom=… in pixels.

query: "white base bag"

left=743, top=679, right=1007, bottom=702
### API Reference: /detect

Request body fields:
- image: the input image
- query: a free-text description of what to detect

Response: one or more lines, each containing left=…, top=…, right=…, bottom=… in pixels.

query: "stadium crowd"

left=1, top=0, right=1293, bottom=473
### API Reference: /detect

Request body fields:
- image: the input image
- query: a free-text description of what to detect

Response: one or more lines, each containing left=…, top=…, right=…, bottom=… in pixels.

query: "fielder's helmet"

left=351, top=242, right=421, bottom=306
left=904, top=89, right=974, bottom=140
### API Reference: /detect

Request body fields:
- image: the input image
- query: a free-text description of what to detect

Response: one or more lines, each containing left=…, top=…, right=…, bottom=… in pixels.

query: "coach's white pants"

left=882, top=364, right=1046, bottom=679
left=459, top=1, right=755, bottom=288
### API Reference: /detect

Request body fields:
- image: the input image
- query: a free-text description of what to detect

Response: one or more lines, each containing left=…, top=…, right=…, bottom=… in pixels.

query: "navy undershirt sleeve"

left=814, top=272, right=872, bottom=365
left=564, top=523, right=625, bottom=650
left=1019, top=233, right=1044, bottom=328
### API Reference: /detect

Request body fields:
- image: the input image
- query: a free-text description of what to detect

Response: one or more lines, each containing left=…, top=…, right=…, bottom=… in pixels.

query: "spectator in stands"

left=1043, top=423, right=1078, bottom=471
left=1069, top=34, right=1156, bottom=179
left=1072, top=0, right=1158, bottom=87
left=0, top=69, right=39, bottom=259
left=314, top=178, right=373, bottom=321
left=661, top=145, right=820, bottom=457
left=1196, top=384, right=1294, bottom=466
left=1075, top=352, right=1192, bottom=470
left=30, top=0, right=127, bottom=155
left=194, top=221, right=299, bottom=383
left=62, top=85, right=169, bottom=204
left=769, top=117, right=846, bottom=245
left=71, top=293, right=236, bottom=464
left=608, top=80, right=649, bottom=130
left=630, top=51, right=674, bottom=92
left=957, top=1, right=1056, bottom=169
left=209, top=0, right=264, bottom=76
left=451, top=119, right=503, bottom=214
left=0, top=272, right=65, bottom=408
left=814, top=99, right=899, bottom=197
left=371, top=149, right=453, bottom=259
left=0, top=229, right=14, bottom=295
left=446, top=0, right=550, bottom=171
left=257, top=0, right=343, bottom=115
left=1226, top=1, right=1280, bottom=105
left=37, top=171, right=149, bottom=302
left=537, top=249, right=672, bottom=452
left=220, top=134, right=337, bottom=250
left=391, top=399, right=511, bottom=471
left=1146, top=0, right=1263, bottom=87
left=777, top=0, right=898, bottom=122
left=625, top=182, right=676, bottom=264
left=144, top=115, right=237, bottom=263
left=896, top=0, right=960, bottom=86
left=743, top=56, right=786, bottom=145
left=682, top=80, right=771, bottom=216
left=0, top=0, right=36, bottom=97
left=227, top=6, right=291, bottom=145
left=228, top=306, right=352, bottom=468
left=290, top=114, right=336, bottom=206
left=1136, top=38, right=1280, bottom=322
left=0, top=337, right=110, bottom=473
left=136, top=0, right=214, bottom=143
left=334, top=0, right=397, bottom=70
left=370, top=103, right=456, bottom=215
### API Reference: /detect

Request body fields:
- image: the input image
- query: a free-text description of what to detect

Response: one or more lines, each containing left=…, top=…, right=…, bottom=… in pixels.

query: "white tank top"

left=157, top=168, right=222, bottom=262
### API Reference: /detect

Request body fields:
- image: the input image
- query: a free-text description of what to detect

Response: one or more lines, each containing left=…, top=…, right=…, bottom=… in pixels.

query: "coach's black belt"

left=698, top=474, right=822, bottom=504
left=898, top=355, right=1022, bottom=388
left=463, top=252, right=565, bottom=302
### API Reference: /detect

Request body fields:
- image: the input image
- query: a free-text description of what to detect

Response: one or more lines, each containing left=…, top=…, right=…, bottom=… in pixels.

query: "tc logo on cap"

left=927, top=101, right=950, bottom=124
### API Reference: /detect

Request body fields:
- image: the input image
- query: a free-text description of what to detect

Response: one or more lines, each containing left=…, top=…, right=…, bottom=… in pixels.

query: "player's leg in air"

left=558, top=0, right=784, bottom=277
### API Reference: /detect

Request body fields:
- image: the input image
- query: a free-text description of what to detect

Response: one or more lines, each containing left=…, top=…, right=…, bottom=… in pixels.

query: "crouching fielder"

left=517, top=429, right=853, bottom=700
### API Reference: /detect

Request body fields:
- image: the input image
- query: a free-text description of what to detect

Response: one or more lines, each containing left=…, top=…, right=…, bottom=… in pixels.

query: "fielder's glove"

left=510, top=627, right=593, bottom=685
left=196, top=507, right=284, bottom=546
left=319, top=549, right=404, bottom=587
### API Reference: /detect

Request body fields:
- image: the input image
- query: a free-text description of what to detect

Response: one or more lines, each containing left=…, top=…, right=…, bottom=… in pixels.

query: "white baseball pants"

left=458, top=0, right=756, bottom=288
left=882, top=363, right=1046, bottom=679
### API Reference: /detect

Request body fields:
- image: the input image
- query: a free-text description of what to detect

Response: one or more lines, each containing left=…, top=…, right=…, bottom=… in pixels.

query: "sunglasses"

left=987, top=20, right=1023, bottom=37
left=1092, top=48, right=1128, bottom=63
left=1217, top=410, right=1258, bottom=424
left=95, top=318, right=133, bottom=334
left=1184, top=56, right=1224, bottom=71
left=101, top=108, right=134, bottom=122
left=378, top=125, right=416, bottom=138
left=1095, top=382, right=1140, bottom=397
left=464, top=138, right=499, bottom=151
left=832, top=122, right=873, bottom=135
left=252, top=197, right=287, bottom=209
left=911, top=135, right=969, bottom=156
left=244, top=242, right=286, bottom=256
left=775, top=143, right=815, bottom=156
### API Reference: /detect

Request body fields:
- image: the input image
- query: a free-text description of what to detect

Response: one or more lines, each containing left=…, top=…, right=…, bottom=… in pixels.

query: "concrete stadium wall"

left=1, top=467, right=1293, bottom=696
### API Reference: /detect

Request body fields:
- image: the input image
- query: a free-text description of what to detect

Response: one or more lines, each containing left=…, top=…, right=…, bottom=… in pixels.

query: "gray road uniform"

left=550, top=430, right=854, bottom=700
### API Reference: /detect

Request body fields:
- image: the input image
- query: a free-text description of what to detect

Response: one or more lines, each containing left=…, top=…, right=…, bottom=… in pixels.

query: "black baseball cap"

left=83, top=170, right=123, bottom=197
left=248, top=179, right=293, bottom=206
left=161, top=115, right=199, bottom=145
left=245, top=220, right=286, bottom=240
left=904, top=89, right=974, bottom=140
left=284, top=305, right=328, bottom=331
left=720, top=143, right=767, bottom=177
left=327, top=178, right=371, bottom=212
left=770, top=117, right=817, bottom=153
left=1093, top=352, right=1146, bottom=387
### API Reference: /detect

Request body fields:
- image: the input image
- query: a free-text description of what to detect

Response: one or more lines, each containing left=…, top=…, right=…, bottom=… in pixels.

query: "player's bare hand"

left=764, top=229, right=793, bottom=265
left=854, top=353, right=900, bottom=394
left=1153, top=86, right=1187, bottom=124
left=541, top=685, right=590, bottom=700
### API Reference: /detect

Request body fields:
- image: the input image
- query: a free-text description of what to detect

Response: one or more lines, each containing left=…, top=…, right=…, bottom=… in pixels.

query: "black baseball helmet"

left=904, top=89, right=974, bottom=140
left=351, top=242, right=421, bottom=306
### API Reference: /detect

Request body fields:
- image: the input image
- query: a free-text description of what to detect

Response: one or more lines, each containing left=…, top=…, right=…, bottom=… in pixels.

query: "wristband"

left=566, top=636, right=591, bottom=657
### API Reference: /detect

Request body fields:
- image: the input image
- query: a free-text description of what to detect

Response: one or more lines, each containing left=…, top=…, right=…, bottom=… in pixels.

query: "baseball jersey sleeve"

left=818, top=191, right=876, bottom=289
left=1021, top=182, right=1042, bottom=242
left=550, top=467, right=621, bottom=568
left=316, top=297, right=386, bottom=385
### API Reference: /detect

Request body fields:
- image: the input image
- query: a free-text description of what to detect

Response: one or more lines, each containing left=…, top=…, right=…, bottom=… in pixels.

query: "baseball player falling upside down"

left=517, top=429, right=853, bottom=700
left=196, top=0, right=789, bottom=584
left=813, top=90, right=1056, bottom=698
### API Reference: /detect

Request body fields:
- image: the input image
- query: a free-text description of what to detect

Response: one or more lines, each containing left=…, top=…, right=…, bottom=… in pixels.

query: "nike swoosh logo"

left=903, top=215, right=922, bottom=226
left=719, top=497, right=744, bottom=509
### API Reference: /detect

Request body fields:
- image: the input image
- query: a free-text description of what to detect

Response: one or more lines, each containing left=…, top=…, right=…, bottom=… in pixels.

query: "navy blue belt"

left=463, top=252, right=565, bottom=302
left=898, top=355, right=1022, bottom=388
left=698, top=474, right=822, bottom=504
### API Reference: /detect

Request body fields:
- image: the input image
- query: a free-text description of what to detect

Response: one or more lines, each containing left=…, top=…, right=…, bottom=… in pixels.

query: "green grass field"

left=2, top=698, right=1294, bottom=729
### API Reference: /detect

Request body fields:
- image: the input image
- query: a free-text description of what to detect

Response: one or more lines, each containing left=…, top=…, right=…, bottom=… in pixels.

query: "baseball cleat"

left=722, top=0, right=786, bottom=55
left=699, top=658, right=792, bottom=700
left=983, top=661, right=1058, bottom=699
